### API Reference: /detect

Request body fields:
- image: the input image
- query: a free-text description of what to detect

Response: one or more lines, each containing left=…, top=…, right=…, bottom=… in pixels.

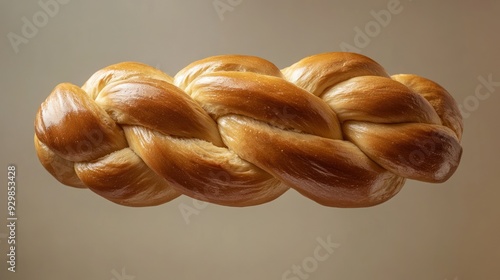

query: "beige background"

left=1, top=0, right=499, bottom=279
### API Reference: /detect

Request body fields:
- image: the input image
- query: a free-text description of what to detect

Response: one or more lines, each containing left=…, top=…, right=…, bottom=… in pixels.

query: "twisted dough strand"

left=34, top=52, right=463, bottom=207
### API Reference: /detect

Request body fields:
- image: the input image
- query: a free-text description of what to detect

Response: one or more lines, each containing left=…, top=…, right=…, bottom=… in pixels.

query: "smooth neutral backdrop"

left=1, top=1, right=499, bottom=279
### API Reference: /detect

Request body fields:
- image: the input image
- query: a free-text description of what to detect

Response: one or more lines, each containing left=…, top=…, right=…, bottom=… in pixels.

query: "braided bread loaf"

left=34, top=52, right=463, bottom=208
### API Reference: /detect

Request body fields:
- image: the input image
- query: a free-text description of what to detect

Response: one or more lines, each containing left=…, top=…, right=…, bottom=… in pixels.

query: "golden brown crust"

left=343, top=122, right=462, bottom=182
left=34, top=52, right=464, bottom=208
left=188, top=71, right=342, bottom=139
left=391, top=74, right=464, bottom=140
left=218, top=115, right=405, bottom=207
left=173, top=55, right=283, bottom=91
left=74, top=148, right=180, bottom=206
left=82, top=62, right=174, bottom=100
left=34, top=135, right=87, bottom=188
left=321, top=76, right=442, bottom=125
left=34, top=83, right=128, bottom=162
left=282, top=52, right=390, bottom=96
left=95, top=77, right=224, bottom=146
left=123, top=125, right=286, bottom=206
